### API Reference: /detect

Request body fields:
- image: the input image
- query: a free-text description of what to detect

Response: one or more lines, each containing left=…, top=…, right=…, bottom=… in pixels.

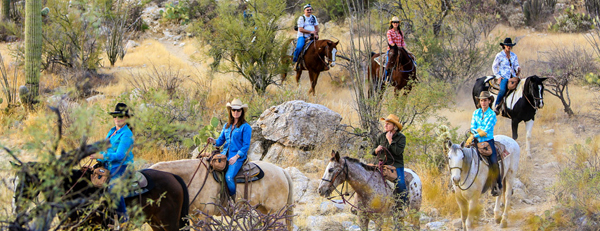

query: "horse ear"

left=445, top=140, right=452, bottom=149
left=539, top=77, right=548, bottom=82
left=460, top=141, right=465, bottom=148
left=335, top=41, right=339, bottom=46
left=331, top=150, right=340, bottom=162
left=327, top=41, right=332, bottom=45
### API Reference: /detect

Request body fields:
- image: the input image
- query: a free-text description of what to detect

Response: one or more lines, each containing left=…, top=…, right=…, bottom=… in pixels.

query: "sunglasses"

left=112, top=115, right=126, bottom=118
left=392, top=21, right=400, bottom=23
left=305, top=9, right=312, bottom=11
left=231, top=109, right=242, bottom=112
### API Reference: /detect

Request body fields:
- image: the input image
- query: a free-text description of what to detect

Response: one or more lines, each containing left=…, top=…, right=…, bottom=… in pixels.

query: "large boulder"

left=250, top=100, right=343, bottom=164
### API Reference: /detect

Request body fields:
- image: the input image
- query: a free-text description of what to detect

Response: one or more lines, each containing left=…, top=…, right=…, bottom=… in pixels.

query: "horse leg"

left=358, top=212, right=369, bottom=231
left=466, top=194, right=480, bottom=230
left=499, top=173, right=514, bottom=227
left=308, top=71, right=319, bottom=96
left=455, top=194, right=468, bottom=229
left=525, top=120, right=534, bottom=158
left=295, top=70, right=302, bottom=85
left=511, top=119, right=520, bottom=140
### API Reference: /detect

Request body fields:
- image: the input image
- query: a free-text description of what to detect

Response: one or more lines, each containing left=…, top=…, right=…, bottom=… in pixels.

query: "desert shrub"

left=586, top=0, right=600, bottom=18
left=0, top=20, right=21, bottom=42
left=188, top=200, right=293, bottom=230
left=127, top=63, right=184, bottom=100
left=548, top=136, right=600, bottom=229
left=522, top=0, right=556, bottom=26
left=42, top=0, right=103, bottom=72
left=160, top=1, right=190, bottom=24
left=549, top=6, right=594, bottom=32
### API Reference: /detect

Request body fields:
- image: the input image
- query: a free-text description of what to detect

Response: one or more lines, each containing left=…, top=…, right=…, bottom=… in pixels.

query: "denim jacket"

left=98, top=124, right=134, bottom=176
left=215, top=122, right=252, bottom=161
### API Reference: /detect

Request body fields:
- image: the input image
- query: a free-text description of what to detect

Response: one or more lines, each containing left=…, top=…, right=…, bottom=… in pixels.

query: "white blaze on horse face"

left=538, top=85, right=544, bottom=108
left=330, top=48, right=337, bottom=66
left=317, top=161, right=337, bottom=197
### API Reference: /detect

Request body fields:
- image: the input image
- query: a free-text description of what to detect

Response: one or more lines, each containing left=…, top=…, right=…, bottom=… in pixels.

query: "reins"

left=62, top=159, right=95, bottom=198
left=448, top=147, right=480, bottom=191
left=187, top=143, right=211, bottom=187
left=392, top=47, right=415, bottom=73
left=188, top=143, right=215, bottom=205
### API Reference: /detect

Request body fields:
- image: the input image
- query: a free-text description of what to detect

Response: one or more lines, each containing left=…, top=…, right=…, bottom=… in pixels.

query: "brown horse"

left=369, top=45, right=417, bottom=97
left=12, top=166, right=189, bottom=231
left=282, top=38, right=339, bottom=95
left=150, top=159, right=294, bottom=231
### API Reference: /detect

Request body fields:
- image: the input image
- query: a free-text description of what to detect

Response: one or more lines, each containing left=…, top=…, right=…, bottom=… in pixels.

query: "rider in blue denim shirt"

left=208, top=99, right=252, bottom=198
left=90, top=103, right=134, bottom=221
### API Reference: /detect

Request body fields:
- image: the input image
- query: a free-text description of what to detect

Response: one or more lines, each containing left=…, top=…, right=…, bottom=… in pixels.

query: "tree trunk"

left=24, top=0, right=43, bottom=108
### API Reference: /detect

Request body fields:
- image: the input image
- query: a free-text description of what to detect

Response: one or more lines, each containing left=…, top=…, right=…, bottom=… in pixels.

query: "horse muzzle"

left=451, top=174, right=461, bottom=184
left=317, top=186, right=332, bottom=197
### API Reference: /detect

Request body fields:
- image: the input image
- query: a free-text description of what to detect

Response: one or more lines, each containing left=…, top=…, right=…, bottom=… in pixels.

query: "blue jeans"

left=293, top=36, right=306, bottom=63
left=226, top=159, right=244, bottom=196
left=495, top=78, right=509, bottom=107
left=383, top=50, right=391, bottom=79
left=395, top=167, right=408, bottom=205
left=109, top=164, right=128, bottom=217
left=486, top=139, right=502, bottom=187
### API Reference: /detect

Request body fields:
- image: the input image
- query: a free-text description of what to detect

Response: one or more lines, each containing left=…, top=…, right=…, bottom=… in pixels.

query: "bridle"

left=525, top=80, right=544, bottom=110
left=390, top=47, right=415, bottom=73
left=447, top=148, right=479, bottom=191
left=314, top=41, right=335, bottom=68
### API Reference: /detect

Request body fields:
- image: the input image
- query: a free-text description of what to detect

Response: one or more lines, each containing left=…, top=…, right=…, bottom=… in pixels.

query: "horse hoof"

left=500, top=220, right=507, bottom=228
left=495, top=216, right=502, bottom=224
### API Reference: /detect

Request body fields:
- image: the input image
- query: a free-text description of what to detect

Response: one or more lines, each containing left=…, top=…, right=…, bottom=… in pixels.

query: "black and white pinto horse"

left=472, top=75, right=547, bottom=156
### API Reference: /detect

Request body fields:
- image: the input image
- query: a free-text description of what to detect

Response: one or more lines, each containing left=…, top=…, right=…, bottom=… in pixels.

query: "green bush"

left=585, top=72, right=600, bottom=85
left=160, top=1, right=190, bottom=24
left=549, top=5, right=594, bottom=32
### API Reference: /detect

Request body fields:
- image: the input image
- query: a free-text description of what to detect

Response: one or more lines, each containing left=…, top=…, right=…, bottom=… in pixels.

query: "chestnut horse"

left=369, top=45, right=417, bottom=97
left=282, top=38, right=339, bottom=95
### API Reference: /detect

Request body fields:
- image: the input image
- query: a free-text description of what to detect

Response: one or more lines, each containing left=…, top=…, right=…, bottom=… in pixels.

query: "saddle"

left=124, top=170, right=155, bottom=198
left=296, top=38, right=315, bottom=71
left=483, top=76, right=520, bottom=115
left=366, top=164, right=414, bottom=185
left=470, top=141, right=511, bottom=195
left=212, top=161, right=264, bottom=184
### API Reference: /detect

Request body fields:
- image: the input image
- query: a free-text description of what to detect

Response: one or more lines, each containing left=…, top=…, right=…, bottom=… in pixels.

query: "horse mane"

left=342, top=156, right=379, bottom=172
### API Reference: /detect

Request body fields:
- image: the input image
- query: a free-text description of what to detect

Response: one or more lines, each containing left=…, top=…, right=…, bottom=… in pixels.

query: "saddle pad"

left=212, top=162, right=265, bottom=184
left=374, top=55, right=383, bottom=66
left=125, top=170, right=156, bottom=198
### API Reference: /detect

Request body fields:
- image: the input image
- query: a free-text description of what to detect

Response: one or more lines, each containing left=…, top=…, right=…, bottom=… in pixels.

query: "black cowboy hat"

left=500, top=37, right=516, bottom=47
left=109, top=102, right=133, bottom=117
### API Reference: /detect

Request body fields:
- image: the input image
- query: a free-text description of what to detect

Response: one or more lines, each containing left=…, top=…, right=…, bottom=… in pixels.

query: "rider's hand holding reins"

left=466, top=134, right=475, bottom=146
left=207, top=137, right=215, bottom=145
left=375, top=145, right=384, bottom=153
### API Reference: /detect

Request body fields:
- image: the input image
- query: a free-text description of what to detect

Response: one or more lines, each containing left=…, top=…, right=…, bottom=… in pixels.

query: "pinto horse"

left=281, top=38, right=338, bottom=95
left=445, top=135, right=520, bottom=230
left=472, top=75, right=547, bottom=156
left=317, top=151, right=422, bottom=230
left=12, top=165, right=189, bottom=231
left=369, top=45, right=417, bottom=97
left=150, top=159, right=295, bottom=231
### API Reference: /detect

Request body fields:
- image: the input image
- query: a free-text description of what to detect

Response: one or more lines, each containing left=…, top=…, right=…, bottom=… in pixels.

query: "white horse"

left=317, top=150, right=422, bottom=230
left=446, top=135, right=520, bottom=230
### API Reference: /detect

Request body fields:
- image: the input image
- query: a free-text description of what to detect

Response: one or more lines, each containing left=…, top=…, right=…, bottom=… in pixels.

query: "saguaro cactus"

left=1, top=0, right=9, bottom=21
left=23, top=0, right=42, bottom=107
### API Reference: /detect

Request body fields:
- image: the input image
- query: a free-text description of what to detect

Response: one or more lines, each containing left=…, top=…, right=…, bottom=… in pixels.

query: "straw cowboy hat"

left=109, top=102, right=133, bottom=117
left=476, top=91, right=494, bottom=101
left=389, top=16, right=400, bottom=23
left=500, top=37, right=516, bottom=47
left=226, top=98, right=248, bottom=112
left=380, top=114, right=403, bottom=131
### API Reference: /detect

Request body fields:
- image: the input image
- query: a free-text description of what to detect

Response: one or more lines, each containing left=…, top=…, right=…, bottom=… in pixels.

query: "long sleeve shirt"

left=387, top=29, right=406, bottom=50
left=470, top=108, right=497, bottom=142
left=371, top=132, right=405, bottom=169
left=492, top=50, right=520, bottom=79
left=98, top=124, right=134, bottom=176
left=215, top=122, right=252, bottom=161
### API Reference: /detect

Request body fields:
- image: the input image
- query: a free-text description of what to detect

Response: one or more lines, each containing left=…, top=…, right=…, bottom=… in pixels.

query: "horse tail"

left=173, top=173, right=189, bottom=229
left=283, top=169, right=294, bottom=231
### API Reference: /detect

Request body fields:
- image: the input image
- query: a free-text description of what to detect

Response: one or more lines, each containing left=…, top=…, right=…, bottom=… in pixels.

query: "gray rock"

left=341, top=221, right=353, bottom=229
left=319, top=200, right=344, bottom=215
left=347, top=225, right=361, bottom=231
left=248, top=141, right=264, bottom=161
left=125, top=40, right=139, bottom=49
left=522, top=199, right=534, bottom=205
left=544, top=129, right=555, bottom=134
left=420, top=214, right=432, bottom=223
left=85, top=94, right=105, bottom=103
left=512, top=187, right=527, bottom=201
left=285, top=167, right=311, bottom=204
left=453, top=219, right=462, bottom=228
left=425, top=221, right=446, bottom=230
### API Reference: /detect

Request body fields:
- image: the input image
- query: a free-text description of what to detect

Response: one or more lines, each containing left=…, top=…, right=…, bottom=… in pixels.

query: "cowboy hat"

left=380, top=114, right=403, bottom=131
left=476, top=91, right=494, bottom=101
left=226, top=98, right=249, bottom=112
left=500, top=37, right=516, bottom=46
left=109, top=102, right=133, bottom=117
left=389, top=16, right=400, bottom=23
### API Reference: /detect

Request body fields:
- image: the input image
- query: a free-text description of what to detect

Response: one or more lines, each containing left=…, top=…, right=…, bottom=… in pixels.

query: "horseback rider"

left=492, top=37, right=521, bottom=115
left=89, top=102, right=134, bottom=222
left=384, top=16, right=406, bottom=82
left=372, top=114, right=408, bottom=209
left=207, top=99, right=252, bottom=199
left=293, top=4, right=319, bottom=71
left=466, top=91, right=502, bottom=196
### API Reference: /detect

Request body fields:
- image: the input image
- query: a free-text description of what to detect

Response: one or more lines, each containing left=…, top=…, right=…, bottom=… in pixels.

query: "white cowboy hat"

left=226, top=98, right=249, bottom=112
left=380, top=114, right=403, bottom=131
left=389, top=16, right=400, bottom=23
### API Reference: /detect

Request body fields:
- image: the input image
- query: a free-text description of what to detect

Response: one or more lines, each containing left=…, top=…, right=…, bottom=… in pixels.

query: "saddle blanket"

left=213, top=162, right=264, bottom=183
left=124, top=170, right=155, bottom=198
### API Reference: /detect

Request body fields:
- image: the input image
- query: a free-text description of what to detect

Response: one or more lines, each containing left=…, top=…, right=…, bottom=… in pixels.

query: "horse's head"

left=319, top=40, right=339, bottom=68
left=446, top=141, right=466, bottom=185
left=526, top=75, right=547, bottom=109
left=317, top=150, right=347, bottom=197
